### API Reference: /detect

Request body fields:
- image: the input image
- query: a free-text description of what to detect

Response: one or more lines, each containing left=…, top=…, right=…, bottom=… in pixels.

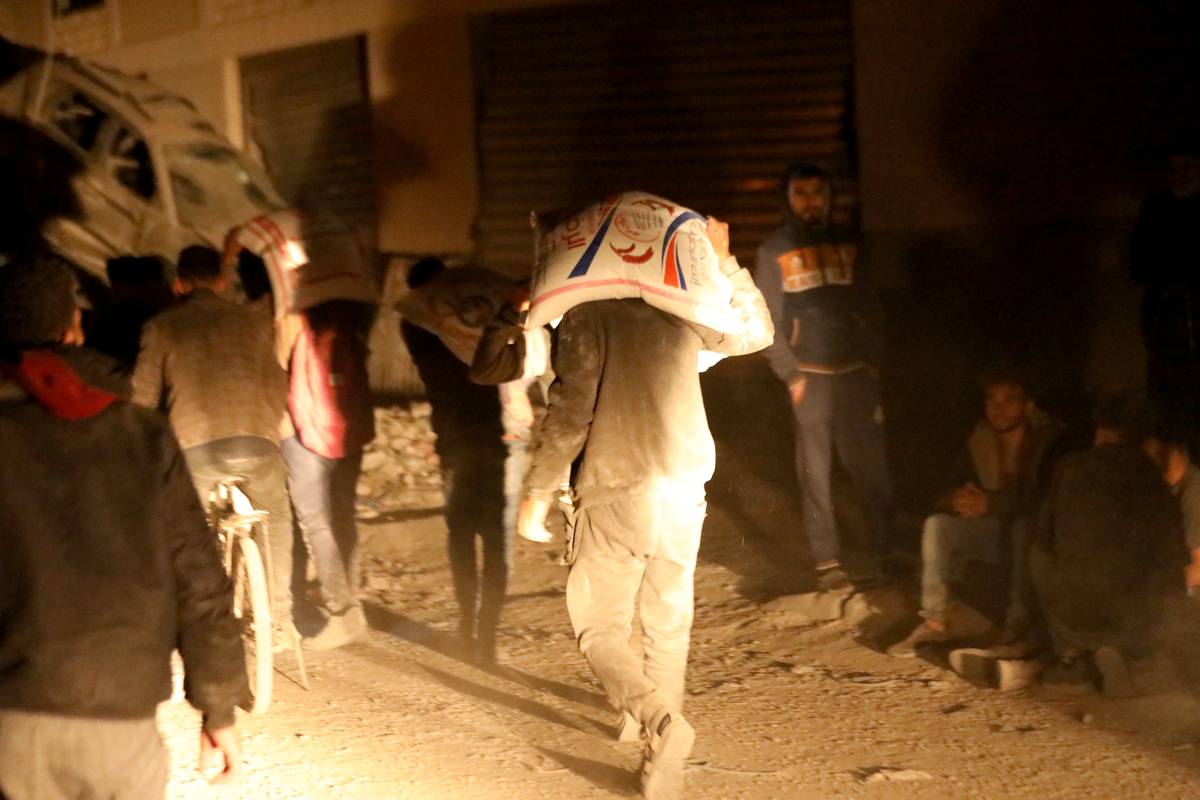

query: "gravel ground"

left=157, top=384, right=1200, bottom=798
left=158, top=507, right=1200, bottom=799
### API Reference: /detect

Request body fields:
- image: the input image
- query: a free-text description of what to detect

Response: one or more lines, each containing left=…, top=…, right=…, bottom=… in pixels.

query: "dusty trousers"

left=567, top=484, right=707, bottom=728
left=0, top=710, right=167, bottom=799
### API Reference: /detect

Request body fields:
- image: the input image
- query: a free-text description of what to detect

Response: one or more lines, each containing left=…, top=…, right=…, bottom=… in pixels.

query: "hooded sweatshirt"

left=754, top=169, right=871, bottom=382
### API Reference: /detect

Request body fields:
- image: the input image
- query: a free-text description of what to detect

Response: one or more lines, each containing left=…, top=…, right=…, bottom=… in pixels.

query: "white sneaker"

left=641, top=713, right=695, bottom=800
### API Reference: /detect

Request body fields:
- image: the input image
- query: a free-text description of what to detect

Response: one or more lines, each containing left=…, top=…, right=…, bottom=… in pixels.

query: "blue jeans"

left=281, top=436, right=363, bottom=615
left=920, top=513, right=1033, bottom=628
left=791, top=369, right=892, bottom=564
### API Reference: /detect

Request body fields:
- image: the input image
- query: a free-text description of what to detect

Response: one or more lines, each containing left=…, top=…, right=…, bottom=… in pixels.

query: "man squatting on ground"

left=0, top=259, right=246, bottom=798
left=1025, top=396, right=1186, bottom=696
left=516, top=218, right=773, bottom=799
left=889, top=366, right=1064, bottom=657
left=754, top=162, right=892, bottom=591
left=131, top=245, right=296, bottom=648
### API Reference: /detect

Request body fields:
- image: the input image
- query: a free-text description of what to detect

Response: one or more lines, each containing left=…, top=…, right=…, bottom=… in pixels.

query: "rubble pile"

left=356, top=403, right=444, bottom=517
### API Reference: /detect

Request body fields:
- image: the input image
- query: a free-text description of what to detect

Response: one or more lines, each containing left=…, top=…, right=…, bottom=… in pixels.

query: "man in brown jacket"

left=132, top=245, right=295, bottom=642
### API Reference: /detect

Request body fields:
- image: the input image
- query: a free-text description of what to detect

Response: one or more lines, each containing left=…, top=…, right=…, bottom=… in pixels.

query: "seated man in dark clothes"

left=85, top=255, right=174, bottom=369
left=401, top=257, right=509, bottom=663
left=1032, top=393, right=1187, bottom=696
left=889, top=366, right=1064, bottom=657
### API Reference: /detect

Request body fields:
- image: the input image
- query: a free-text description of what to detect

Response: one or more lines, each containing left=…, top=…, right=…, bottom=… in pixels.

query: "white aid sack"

left=393, top=266, right=516, bottom=366
left=528, top=193, right=738, bottom=344
left=237, top=209, right=377, bottom=318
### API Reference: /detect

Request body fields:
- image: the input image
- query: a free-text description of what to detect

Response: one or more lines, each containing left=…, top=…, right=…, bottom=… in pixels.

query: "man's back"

left=1037, top=444, right=1186, bottom=636
left=132, top=290, right=287, bottom=449
left=526, top=299, right=714, bottom=505
left=0, top=348, right=244, bottom=723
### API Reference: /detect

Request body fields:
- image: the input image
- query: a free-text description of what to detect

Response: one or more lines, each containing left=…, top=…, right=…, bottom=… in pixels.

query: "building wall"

left=853, top=0, right=1196, bottom=506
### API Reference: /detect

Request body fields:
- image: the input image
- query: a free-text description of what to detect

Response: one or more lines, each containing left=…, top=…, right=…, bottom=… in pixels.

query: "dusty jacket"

left=525, top=264, right=772, bottom=506
left=131, top=289, right=288, bottom=450
left=0, top=347, right=246, bottom=727
left=939, top=411, right=1067, bottom=520
left=1034, top=443, right=1186, bottom=641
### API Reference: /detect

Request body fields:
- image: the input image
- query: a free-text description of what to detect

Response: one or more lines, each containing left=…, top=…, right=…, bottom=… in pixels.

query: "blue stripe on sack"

left=657, top=212, right=700, bottom=268
left=568, top=200, right=622, bottom=279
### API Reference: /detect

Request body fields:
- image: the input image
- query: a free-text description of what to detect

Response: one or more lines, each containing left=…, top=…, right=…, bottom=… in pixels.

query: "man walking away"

left=518, top=218, right=773, bottom=800
left=0, top=258, right=246, bottom=798
left=283, top=299, right=376, bottom=650
left=402, top=257, right=509, bottom=663
left=131, top=245, right=295, bottom=647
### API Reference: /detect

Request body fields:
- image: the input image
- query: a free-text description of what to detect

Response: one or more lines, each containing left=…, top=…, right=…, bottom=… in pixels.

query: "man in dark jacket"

left=0, top=258, right=246, bottom=798
left=518, top=218, right=772, bottom=800
left=889, top=366, right=1064, bottom=657
left=131, top=245, right=294, bottom=645
left=403, top=257, right=510, bottom=663
left=754, top=162, right=891, bottom=590
left=1031, top=395, right=1187, bottom=696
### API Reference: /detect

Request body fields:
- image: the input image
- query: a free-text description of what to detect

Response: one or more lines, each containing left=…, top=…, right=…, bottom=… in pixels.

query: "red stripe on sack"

left=531, top=278, right=722, bottom=313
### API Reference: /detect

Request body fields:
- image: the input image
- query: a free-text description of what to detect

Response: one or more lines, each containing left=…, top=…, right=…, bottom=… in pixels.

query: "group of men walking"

left=0, top=161, right=883, bottom=800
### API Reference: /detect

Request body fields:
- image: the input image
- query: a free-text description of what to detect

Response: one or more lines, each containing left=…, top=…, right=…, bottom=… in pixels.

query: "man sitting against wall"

left=889, top=365, right=1064, bottom=657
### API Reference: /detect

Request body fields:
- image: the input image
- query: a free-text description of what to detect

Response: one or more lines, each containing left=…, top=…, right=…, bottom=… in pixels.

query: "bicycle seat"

left=188, top=435, right=279, bottom=478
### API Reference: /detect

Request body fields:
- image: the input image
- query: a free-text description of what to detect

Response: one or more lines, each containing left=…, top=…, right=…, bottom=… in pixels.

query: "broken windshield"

left=166, top=142, right=283, bottom=239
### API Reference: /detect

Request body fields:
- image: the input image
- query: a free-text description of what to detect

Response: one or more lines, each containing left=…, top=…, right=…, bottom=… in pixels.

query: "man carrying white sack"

left=517, top=217, right=772, bottom=800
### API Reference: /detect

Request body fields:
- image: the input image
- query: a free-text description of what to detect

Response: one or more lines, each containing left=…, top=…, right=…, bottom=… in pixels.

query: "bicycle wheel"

left=232, top=534, right=273, bottom=714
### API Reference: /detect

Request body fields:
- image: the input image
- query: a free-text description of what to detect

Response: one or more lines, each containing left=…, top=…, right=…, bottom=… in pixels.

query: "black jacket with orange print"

left=753, top=221, right=872, bottom=382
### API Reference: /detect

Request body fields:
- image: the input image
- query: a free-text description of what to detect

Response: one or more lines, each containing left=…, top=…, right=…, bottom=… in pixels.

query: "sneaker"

left=641, top=712, right=695, bottom=800
left=617, top=711, right=641, bottom=744
left=1094, top=646, right=1135, bottom=698
left=815, top=565, right=851, bottom=592
left=886, top=622, right=956, bottom=658
left=995, top=658, right=1043, bottom=692
left=304, top=605, right=368, bottom=651
left=948, top=647, right=1043, bottom=691
left=948, top=648, right=996, bottom=683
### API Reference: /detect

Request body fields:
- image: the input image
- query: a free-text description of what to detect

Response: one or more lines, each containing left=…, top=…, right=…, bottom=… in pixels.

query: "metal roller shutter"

left=239, top=35, right=377, bottom=247
left=474, top=0, right=856, bottom=275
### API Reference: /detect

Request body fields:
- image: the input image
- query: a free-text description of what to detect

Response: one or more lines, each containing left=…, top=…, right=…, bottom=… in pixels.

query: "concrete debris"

left=852, top=766, right=935, bottom=783
left=355, top=404, right=444, bottom=516
left=763, top=586, right=854, bottom=625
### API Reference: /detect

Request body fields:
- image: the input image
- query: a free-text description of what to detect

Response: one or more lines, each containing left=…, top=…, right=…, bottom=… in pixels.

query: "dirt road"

left=158, top=380, right=1200, bottom=798
left=159, top=503, right=1200, bottom=799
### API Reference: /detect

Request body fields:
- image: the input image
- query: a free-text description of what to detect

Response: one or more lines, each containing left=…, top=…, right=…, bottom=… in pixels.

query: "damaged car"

left=0, top=37, right=284, bottom=291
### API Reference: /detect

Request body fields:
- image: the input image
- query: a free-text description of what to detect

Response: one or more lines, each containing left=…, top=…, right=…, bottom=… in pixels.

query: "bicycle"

left=207, top=478, right=305, bottom=713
